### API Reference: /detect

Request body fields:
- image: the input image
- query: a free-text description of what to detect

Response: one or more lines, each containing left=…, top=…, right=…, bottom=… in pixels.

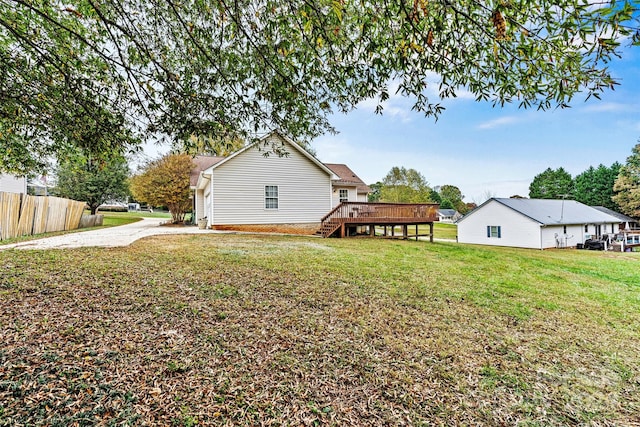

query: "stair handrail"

left=320, top=202, right=346, bottom=222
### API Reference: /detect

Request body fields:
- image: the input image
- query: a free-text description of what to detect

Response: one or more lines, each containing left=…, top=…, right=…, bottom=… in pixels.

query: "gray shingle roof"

left=592, top=206, right=636, bottom=222
left=438, top=209, right=457, bottom=216
left=493, top=198, right=620, bottom=225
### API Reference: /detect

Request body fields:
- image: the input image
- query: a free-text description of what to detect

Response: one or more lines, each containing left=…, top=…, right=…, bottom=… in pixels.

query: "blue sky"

left=313, top=48, right=640, bottom=204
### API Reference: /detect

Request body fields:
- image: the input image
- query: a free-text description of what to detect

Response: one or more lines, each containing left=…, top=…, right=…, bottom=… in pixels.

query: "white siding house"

left=0, top=174, right=27, bottom=194
left=457, top=198, right=621, bottom=249
left=437, top=209, right=461, bottom=223
left=193, top=132, right=369, bottom=232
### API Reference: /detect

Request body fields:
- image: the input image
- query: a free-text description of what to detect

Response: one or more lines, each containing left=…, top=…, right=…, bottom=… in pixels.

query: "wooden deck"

left=610, top=230, right=640, bottom=252
left=319, top=202, right=440, bottom=239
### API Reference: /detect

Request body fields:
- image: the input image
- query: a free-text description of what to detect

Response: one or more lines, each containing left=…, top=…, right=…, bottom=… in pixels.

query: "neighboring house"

left=456, top=198, right=621, bottom=249
left=191, top=132, right=370, bottom=233
left=437, top=209, right=461, bottom=223
left=0, top=174, right=27, bottom=194
left=592, top=206, right=639, bottom=230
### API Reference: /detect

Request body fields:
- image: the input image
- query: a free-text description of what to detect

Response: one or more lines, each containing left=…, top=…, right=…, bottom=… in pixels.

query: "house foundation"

left=212, top=223, right=320, bottom=235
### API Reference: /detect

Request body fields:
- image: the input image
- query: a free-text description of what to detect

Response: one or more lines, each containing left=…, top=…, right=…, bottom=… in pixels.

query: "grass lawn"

left=433, top=222, right=457, bottom=239
left=1, top=235, right=639, bottom=425
left=378, top=223, right=457, bottom=240
left=100, top=210, right=172, bottom=226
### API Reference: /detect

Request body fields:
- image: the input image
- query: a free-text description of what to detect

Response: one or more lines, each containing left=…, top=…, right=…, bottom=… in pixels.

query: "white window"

left=265, top=185, right=278, bottom=209
left=339, top=189, right=348, bottom=203
left=487, top=225, right=501, bottom=238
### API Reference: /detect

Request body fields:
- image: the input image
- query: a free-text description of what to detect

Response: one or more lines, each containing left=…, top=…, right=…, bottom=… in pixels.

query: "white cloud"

left=582, top=102, right=637, bottom=113
left=451, top=88, right=476, bottom=100
left=355, top=95, right=413, bottom=123
left=476, top=116, right=521, bottom=130
left=355, top=97, right=381, bottom=113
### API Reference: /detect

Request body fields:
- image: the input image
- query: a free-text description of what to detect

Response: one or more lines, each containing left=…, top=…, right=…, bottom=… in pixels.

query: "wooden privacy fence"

left=0, top=192, right=86, bottom=241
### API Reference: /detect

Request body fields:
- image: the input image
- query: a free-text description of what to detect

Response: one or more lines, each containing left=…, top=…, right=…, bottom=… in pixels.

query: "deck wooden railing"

left=320, top=202, right=440, bottom=238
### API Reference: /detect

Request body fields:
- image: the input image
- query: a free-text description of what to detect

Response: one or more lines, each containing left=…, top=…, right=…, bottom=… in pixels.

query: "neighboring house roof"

left=438, top=209, right=458, bottom=217
left=190, top=155, right=225, bottom=187
left=592, top=206, right=636, bottom=223
left=324, top=163, right=371, bottom=194
left=458, top=198, right=620, bottom=225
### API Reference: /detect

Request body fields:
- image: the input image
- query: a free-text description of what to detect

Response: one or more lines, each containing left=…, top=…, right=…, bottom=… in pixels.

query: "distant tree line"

left=528, top=142, right=640, bottom=217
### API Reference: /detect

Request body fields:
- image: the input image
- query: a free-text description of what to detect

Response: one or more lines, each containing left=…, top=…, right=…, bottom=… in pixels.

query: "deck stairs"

left=318, top=218, right=342, bottom=238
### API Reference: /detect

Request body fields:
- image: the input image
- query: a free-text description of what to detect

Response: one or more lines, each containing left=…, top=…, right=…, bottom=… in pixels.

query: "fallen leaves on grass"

left=1, top=235, right=639, bottom=425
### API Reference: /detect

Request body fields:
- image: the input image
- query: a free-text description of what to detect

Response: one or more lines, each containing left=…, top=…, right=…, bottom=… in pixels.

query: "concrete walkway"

left=0, top=218, right=216, bottom=251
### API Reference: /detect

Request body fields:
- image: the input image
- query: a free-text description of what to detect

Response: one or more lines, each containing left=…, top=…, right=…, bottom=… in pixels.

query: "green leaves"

left=613, top=143, right=640, bottom=216
left=529, top=167, right=575, bottom=199
left=1, top=0, right=639, bottom=173
left=574, top=163, right=622, bottom=210
left=55, top=150, right=130, bottom=215
left=380, top=166, right=432, bottom=203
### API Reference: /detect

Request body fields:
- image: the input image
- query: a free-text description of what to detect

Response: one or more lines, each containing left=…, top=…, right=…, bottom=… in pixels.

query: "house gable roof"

left=197, top=131, right=337, bottom=182
left=458, top=198, right=620, bottom=225
left=324, top=163, right=371, bottom=194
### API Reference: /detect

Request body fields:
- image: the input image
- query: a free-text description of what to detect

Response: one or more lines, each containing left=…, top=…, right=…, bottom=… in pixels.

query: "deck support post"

left=402, top=225, right=408, bottom=240
left=416, top=225, right=419, bottom=241
left=369, top=225, right=375, bottom=237
left=340, top=223, right=345, bottom=238
left=429, top=222, right=434, bottom=243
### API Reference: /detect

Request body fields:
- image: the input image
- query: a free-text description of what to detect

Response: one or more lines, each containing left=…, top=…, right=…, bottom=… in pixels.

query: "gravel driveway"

left=0, top=217, right=215, bottom=250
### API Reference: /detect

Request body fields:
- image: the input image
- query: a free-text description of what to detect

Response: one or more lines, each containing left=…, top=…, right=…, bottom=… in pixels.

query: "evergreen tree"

left=574, top=163, right=621, bottom=209
left=529, top=167, right=574, bottom=199
left=438, top=184, right=469, bottom=213
left=428, top=190, right=442, bottom=204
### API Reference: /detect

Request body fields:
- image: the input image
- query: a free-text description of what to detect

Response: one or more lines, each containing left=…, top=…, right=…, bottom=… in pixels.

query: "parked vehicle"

left=583, top=239, right=605, bottom=250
